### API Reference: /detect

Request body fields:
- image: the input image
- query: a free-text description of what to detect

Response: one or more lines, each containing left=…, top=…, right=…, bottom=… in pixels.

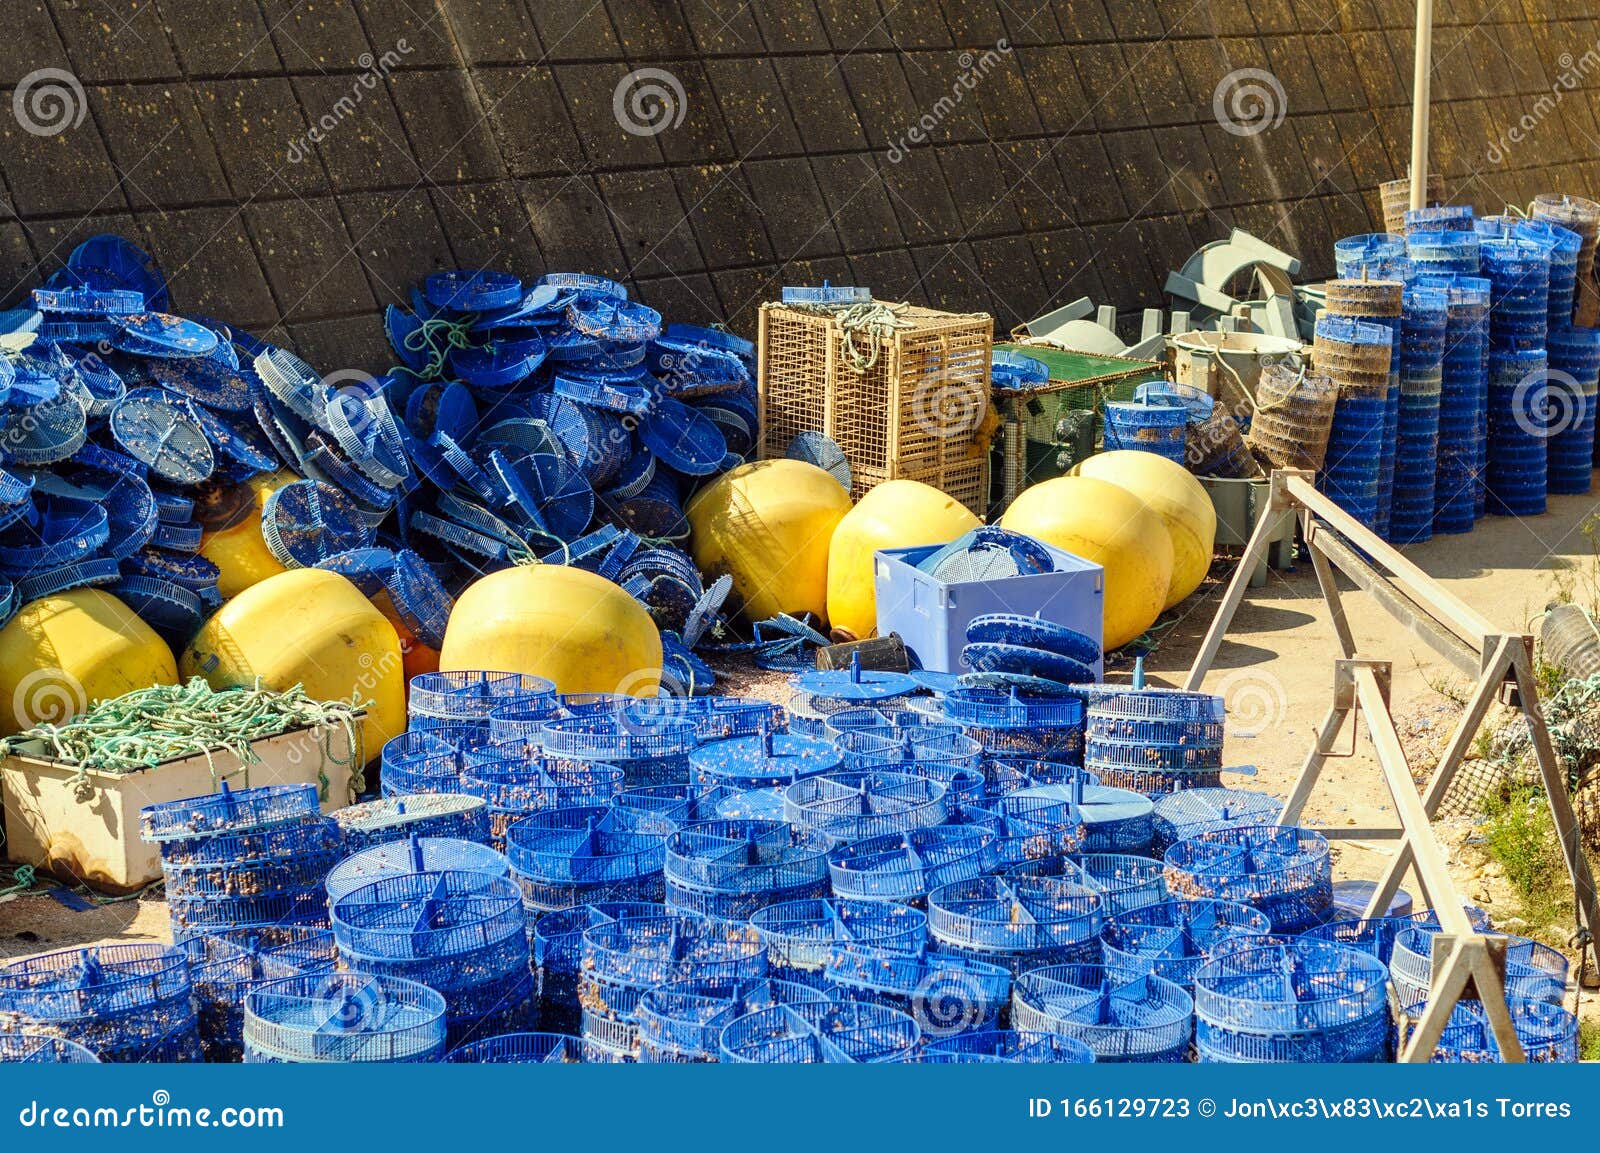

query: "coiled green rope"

left=0, top=678, right=368, bottom=802
left=392, top=314, right=480, bottom=382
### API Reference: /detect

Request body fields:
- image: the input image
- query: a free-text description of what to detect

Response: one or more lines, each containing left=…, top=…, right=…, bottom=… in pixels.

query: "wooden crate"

left=2, top=721, right=361, bottom=893
left=758, top=302, right=993, bottom=514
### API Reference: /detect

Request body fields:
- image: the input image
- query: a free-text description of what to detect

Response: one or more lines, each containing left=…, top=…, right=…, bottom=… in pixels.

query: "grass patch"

left=1480, top=785, right=1573, bottom=942
left=1582, top=1020, right=1600, bottom=1062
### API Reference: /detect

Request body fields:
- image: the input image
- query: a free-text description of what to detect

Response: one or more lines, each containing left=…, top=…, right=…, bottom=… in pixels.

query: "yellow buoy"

left=1073, top=450, right=1217, bottom=609
left=439, top=564, right=662, bottom=697
left=0, top=590, right=178, bottom=735
left=199, top=470, right=294, bottom=599
left=181, top=568, right=405, bottom=758
left=826, top=479, right=980, bottom=641
left=687, top=459, right=852, bottom=623
left=1001, top=475, right=1174, bottom=651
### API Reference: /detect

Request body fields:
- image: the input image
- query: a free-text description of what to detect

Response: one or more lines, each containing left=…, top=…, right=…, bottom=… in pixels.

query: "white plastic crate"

left=873, top=541, right=1104, bottom=675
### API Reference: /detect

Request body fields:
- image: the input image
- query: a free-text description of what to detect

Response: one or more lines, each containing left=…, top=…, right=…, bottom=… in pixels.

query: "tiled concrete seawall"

left=0, top=0, right=1594, bottom=371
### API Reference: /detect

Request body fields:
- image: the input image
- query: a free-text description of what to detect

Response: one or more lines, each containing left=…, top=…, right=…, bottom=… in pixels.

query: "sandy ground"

left=6, top=488, right=1600, bottom=1014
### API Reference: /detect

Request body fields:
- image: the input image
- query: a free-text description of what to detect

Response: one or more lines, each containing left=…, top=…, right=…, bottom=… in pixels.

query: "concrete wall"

left=0, top=0, right=1595, bottom=371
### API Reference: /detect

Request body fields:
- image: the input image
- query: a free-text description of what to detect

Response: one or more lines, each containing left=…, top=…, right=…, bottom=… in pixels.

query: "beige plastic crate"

left=2, top=722, right=361, bottom=893
left=758, top=302, right=993, bottom=514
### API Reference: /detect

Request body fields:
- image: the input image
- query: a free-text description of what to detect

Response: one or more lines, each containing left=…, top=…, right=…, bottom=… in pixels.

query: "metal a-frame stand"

left=1183, top=469, right=1600, bottom=1062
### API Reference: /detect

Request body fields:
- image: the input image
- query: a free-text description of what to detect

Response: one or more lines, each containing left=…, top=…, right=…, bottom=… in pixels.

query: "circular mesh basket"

left=183, top=926, right=337, bottom=1061
left=0, top=944, right=201, bottom=1063
left=1099, top=899, right=1271, bottom=988
left=580, top=913, right=766, bottom=1061
left=242, top=973, right=446, bottom=1063
left=827, top=824, right=1000, bottom=903
left=637, top=976, right=831, bottom=1063
left=331, top=793, right=490, bottom=853
left=927, top=873, right=1104, bottom=971
left=1163, top=824, right=1332, bottom=931
left=1396, top=995, right=1577, bottom=1063
left=1011, top=964, right=1193, bottom=1062
left=749, top=897, right=927, bottom=986
left=325, top=836, right=511, bottom=903
left=504, top=804, right=668, bottom=913
left=663, top=819, right=831, bottom=921
left=444, top=1032, right=584, bottom=1063
left=923, top=1028, right=1096, bottom=1064
left=1193, top=939, right=1389, bottom=1063
left=1390, top=927, right=1568, bottom=1007
left=719, top=1000, right=920, bottom=1063
left=783, top=770, right=950, bottom=845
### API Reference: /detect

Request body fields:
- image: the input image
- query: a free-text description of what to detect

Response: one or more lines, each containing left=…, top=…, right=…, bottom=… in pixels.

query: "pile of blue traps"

left=0, top=239, right=749, bottom=676
left=0, top=943, right=202, bottom=1062
left=141, top=781, right=340, bottom=943
left=4, top=667, right=1580, bottom=1066
left=1327, top=199, right=1599, bottom=541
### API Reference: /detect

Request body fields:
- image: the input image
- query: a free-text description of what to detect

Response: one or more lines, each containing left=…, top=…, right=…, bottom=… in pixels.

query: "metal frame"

left=1184, top=469, right=1599, bottom=1062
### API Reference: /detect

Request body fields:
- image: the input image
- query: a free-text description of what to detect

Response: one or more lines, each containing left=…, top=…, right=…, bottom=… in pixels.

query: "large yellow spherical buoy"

left=1001, top=476, right=1174, bottom=651
left=1073, top=450, right=1217, bottom=609
left=687, top=459, right=852, bottom=623
left=826, top=480, right=980, bottom=641
left=199, top=470, right=294, bottom=599
left=439, top=564, right=661, bottom=696
left=0, top=590, right=178, bottom=735
left=181, top=568, right=405, bottom=758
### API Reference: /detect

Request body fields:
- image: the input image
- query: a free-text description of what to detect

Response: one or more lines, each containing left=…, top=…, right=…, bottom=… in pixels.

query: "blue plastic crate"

left=874, top=539, right=1103, bottom=674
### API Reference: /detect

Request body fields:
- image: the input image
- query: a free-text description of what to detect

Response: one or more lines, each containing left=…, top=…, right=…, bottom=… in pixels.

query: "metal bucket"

left=1172, top=330, right=1305, bottom=417
left=1199, top=476, right=1294, bottom=589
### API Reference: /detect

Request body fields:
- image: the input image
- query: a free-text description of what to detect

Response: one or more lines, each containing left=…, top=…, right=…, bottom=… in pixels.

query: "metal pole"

left=1409, top=0, right=1435, bottom=210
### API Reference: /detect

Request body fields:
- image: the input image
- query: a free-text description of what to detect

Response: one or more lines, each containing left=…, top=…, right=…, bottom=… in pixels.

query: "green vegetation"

left=1479, top=785, right=1573, bottom=945
left=1581, top=1020, right=1600, bottom=1062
